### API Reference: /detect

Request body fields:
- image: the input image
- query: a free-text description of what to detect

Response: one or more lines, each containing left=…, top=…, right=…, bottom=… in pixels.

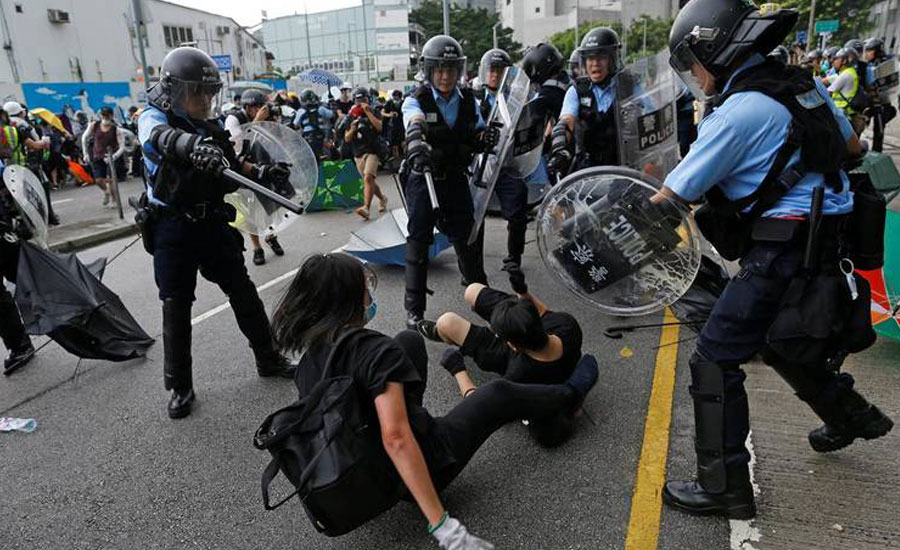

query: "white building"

left=408, top=0, right=496, bottom=10
left=872, top=1, right=900, bottom=54
left=261, top=0, right=410, bottom=87
left=499, top=0, right=621, bottom=48
left=0, top=0, right=268, bottom=114
left=620, top=0, right=680, bottom=27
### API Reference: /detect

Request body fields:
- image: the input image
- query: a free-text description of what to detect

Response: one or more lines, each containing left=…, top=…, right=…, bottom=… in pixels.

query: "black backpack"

left=253, top=329, right=402, bottom=537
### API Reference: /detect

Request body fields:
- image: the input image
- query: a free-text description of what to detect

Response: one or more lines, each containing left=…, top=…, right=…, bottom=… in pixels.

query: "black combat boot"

left=806, top=373, right=893, bottom=452
left=162, top=298, right=195, bottom=419
left=663, top=466, right=756, bottom=519
left=405, top=239, right=431, bottom=330
left=227, top=280, right=295, bottom=379
left=0, top=288, right=34, bottom=375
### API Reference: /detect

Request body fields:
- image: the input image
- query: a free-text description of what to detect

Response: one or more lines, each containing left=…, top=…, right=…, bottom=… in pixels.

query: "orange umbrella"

left=68, top=160, right=93, bottom=185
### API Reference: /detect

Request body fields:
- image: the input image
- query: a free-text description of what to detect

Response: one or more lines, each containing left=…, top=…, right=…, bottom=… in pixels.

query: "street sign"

left=211, top=54, right=232, bottom=72
left=796, top=30, right=807, bottom=43
left=815, top=20, right=839, bottom=34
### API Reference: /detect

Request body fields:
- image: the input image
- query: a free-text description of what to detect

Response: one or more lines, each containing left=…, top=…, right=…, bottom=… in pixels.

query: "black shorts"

left=459, top=287, right=517, bottom=376
left=91, top=159, right=109, bottom=179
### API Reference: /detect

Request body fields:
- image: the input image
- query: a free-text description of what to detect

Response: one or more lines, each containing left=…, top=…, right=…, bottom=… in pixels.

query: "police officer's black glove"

left=479, top=122, right=502, bottom=154
left=190, top=141, right=226, bottom=177
left=502, top=258, right=528, bottom=294
left=547, top=147, right=572, bottom=181
left=407, top=140, right=432, bottom=173
left=12, top=218, right=33, bottom=242
left=251, top=162, right=295, bottom=198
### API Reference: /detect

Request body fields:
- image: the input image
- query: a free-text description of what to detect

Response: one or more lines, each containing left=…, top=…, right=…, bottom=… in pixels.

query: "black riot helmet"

left=522, top=42, right=564, bottom=85
left=668, top=0, right=798, bottom=99
left=577, top=27, right=623, bottom=82
left=300, top=88, right=319, bottom=109
left=420, top=35, right=467, bottom=88
left=864, top=37, right=885, bottom=58
left=151, top=47, right=223, bottom=118
left=352, top=86, right=370, bottom=102
left=478, top=48, right=512, bottom=91
left=768, top=45, right=789, bottom=64
left=241, top=89, right=267, bottom=108
left=824, top=46, right=840, bottom=60
left=568, top=49, right=581, bottom=77
left=844, top=39, right=865, bottom=55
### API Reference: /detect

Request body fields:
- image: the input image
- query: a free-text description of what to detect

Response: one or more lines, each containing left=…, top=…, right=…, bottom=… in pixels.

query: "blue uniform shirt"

left=139, top=105, right=212, bottom=207
left=401, top=85, right=486, bottom=131
left=664, top=54, right=855, bottom=218
left=559, top=79, right=616, bottom=119
left=292, top=106, right=334, bottom=134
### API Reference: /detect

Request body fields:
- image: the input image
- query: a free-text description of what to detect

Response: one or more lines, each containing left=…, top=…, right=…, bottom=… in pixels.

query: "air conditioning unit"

left=216, top=26, right=231, bottom=36
left=47, top=9, right=70, bottom=24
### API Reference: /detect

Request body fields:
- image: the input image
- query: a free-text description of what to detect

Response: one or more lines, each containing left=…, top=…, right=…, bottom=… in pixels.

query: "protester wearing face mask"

left=82, top=106, right=127, bottom=207
left=270, top=252, right=599, bottom=549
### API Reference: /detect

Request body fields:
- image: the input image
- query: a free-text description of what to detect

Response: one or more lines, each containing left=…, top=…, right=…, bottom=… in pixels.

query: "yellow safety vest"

left=0, top=125, right=26, bottom=165
left=831, top=66, right=859, bottom=113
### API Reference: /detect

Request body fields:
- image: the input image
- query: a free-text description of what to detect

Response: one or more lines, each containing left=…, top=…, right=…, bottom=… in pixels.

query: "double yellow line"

left=625, top=308, right=682, bottom=550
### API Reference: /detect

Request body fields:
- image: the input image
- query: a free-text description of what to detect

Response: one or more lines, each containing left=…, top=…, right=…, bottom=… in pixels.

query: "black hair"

left=489, top=299, right=548, bottom=351
left=271, top=253, right=366, bottom=354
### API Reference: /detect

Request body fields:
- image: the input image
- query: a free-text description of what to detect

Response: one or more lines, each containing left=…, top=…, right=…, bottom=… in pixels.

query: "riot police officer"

left=568, top=50, right=581, bottom=79
left=292, top=88, right=334, bottom=160
left=659, top=0, right=892, bottom=519
left=137, top=47, right=295, bottom=419
left=547, top=27, right=623, bottom=179
left=477, top=48, right=530, bottom=270
left=522, top=42, right=570, bottom=128
left=400, top=35, right=498, bottom=329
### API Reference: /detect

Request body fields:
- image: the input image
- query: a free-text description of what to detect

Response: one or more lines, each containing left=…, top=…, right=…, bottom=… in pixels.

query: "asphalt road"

left=0, top=177, right=738, bottom=549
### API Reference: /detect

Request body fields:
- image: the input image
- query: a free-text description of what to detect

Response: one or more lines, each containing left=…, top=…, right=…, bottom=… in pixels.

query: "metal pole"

left=304, top=4, right=313, bottom=70
left=362, top=0, right=371, bottom=83
left=574, top=0, right=580, bottom=49
left=807, top=0, right=817, bottom=52
left=493, top=22, right=500, bottom=49
left=443, top=0, right=450, bottom=35
left=131, top=0, right=150, bottom=91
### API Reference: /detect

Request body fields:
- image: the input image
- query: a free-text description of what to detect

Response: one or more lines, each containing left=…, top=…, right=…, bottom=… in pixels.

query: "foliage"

left=548, top=16, right=672, bottom=65
left=409, top=0, right=523, bottom=73
left=780, top=0, right=877, bottom=47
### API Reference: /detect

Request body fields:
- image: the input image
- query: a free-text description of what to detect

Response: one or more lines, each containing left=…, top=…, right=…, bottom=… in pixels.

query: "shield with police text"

left=873, top=58, right=900, bottom=94
left=3, top=165, right=49, bottom=248
left=468, top=66, right=534, bottom=245
left=615, top=50, right=681, bottom=180
left=536, top=167, right=701, bottom=316
left=226, top=121, right=317, bottom=235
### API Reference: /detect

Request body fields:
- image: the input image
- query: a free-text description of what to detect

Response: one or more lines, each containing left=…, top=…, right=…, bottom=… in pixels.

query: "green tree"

left=548, top=17, right=672, bottom=65
left=409, top=0, right=523, bottom=75
left=548, top=20, right=623, bottom=61
left=779, top=0, right=877, bottom=47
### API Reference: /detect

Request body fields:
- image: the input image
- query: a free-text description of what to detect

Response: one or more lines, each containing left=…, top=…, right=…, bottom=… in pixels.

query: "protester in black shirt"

left=345, top=87, right=387, bottom=220
left=271, top=253, right=598, bottom=548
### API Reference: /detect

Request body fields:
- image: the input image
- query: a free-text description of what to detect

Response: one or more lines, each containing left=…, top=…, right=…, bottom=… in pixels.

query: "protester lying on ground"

left=417, top=263, right=586, bottom=447
left=271, top=253, right=599, bottom=548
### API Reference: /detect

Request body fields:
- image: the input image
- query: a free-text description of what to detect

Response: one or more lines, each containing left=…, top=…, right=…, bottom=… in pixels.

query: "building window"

left=535, top=7, right=540, bottom=13
left=164, top=25, right=194, bottom=47
left=14, top=4, right=22, bottom=13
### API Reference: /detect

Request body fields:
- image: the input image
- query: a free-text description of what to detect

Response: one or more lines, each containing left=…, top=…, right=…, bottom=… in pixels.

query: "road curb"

left=49, top=223, right=140, bottom=253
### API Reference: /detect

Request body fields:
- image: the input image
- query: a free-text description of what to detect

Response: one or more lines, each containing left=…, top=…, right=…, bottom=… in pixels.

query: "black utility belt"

left=152, top=201, right=234, bottom=222
left=750, top=214, right=850, bottom=244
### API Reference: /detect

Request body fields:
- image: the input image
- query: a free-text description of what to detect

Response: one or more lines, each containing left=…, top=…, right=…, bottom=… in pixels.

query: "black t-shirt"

left=294, top=329, right=455, bottom=471
left=506, top=311, right=583, bottom=385
left=351, top=109, right=383, bottom=157
left=334, top=100, right=353, bottom=117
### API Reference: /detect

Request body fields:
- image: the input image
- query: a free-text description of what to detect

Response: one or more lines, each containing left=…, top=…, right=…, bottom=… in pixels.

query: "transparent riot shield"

left=3, top=165, right=49, bottom=248
left=467, top=67, right=533, bottom=245
left=536, top=167, right=701, bottom=316
left=874, top=58, right=900, bottom=94
left=226, top=121, right=317, bottom=235
left=504, top=96, right=547, bottom=179
left=615, top=50, right=682, bottom=179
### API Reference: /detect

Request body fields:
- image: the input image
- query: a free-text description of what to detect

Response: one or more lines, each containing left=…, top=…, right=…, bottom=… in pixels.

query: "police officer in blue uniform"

left=657, top=0, right=893, bottom=519
left=137, top=47, right=295, bottom=419
left=547, top=27, right=623, bottom=179
left=400, top=35, right=499, bottom=329
left=477, top=48, right=531, bottom=270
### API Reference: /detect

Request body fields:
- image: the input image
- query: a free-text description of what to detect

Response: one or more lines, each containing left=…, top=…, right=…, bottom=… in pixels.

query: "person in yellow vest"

left=824, top=47, right=867, bottom=136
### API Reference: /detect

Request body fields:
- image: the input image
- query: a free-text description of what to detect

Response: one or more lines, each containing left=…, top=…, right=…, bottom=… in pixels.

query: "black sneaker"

left=252, top=248, right=265, bottom=266
left=3, top=343, right=36, bottom=375
left=48, top=213, right=61, bottom=226
left=406, top=311, right=423, bottom=331
left=265, top=235, right=285, bottom=256
left=565, top=354, right=599, bottom=410
left=440, top=347, right=466, bottom=376
left=168, top=389, right=195, bottom=419
left=416, top=319, right=442, bottom=343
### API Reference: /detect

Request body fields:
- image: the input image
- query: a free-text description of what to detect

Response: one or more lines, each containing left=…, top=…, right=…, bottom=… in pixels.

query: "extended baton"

left=221, top=168, right=304, bottom=215
left=423, top=169, right=440, bottom=213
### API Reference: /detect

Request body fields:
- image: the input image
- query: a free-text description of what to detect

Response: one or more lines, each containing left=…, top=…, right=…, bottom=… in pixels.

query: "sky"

left=169, top=0, right=364, bottom=27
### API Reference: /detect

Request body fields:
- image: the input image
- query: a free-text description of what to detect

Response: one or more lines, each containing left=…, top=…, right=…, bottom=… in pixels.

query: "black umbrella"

left=14, top=241, right=154, bottom=361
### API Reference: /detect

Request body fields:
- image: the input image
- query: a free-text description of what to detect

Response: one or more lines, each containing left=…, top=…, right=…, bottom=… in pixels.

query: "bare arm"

left=365, top=106, right=383, bottom=133
left=345, top=120, right=359, bottom=143
left=374, top=382, right=445, bottom=526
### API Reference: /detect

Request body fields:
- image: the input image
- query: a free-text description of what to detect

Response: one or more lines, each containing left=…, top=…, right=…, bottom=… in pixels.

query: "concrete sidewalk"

left=47, top=176, right=143, bottom=252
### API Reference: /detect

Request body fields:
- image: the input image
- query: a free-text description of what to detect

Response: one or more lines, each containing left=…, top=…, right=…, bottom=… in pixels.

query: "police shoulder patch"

left=795, top=89, right=826, bottom=110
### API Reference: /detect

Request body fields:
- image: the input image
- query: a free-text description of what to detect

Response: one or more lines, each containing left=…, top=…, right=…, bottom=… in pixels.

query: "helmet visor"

left=424, top=56, right=467, bottom=87
left=167, top=77, right=223, bottom=119
left=668, top=45, right=712, bottom=102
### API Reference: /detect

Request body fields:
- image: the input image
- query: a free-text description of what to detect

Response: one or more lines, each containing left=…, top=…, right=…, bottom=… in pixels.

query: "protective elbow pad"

left=405, top=118, right=427, bottom=144
left=150, top=125, right=201, bottom=162
left=550, top=120, right=571, bottom=152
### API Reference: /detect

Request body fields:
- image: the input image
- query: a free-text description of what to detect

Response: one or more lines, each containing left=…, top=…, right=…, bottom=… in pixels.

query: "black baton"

left=221, top=168, right=304, bottom=215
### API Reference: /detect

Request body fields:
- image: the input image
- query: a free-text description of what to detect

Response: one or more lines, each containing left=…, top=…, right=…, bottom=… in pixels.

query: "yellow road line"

left=625, top=308, right=681, bottom=550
